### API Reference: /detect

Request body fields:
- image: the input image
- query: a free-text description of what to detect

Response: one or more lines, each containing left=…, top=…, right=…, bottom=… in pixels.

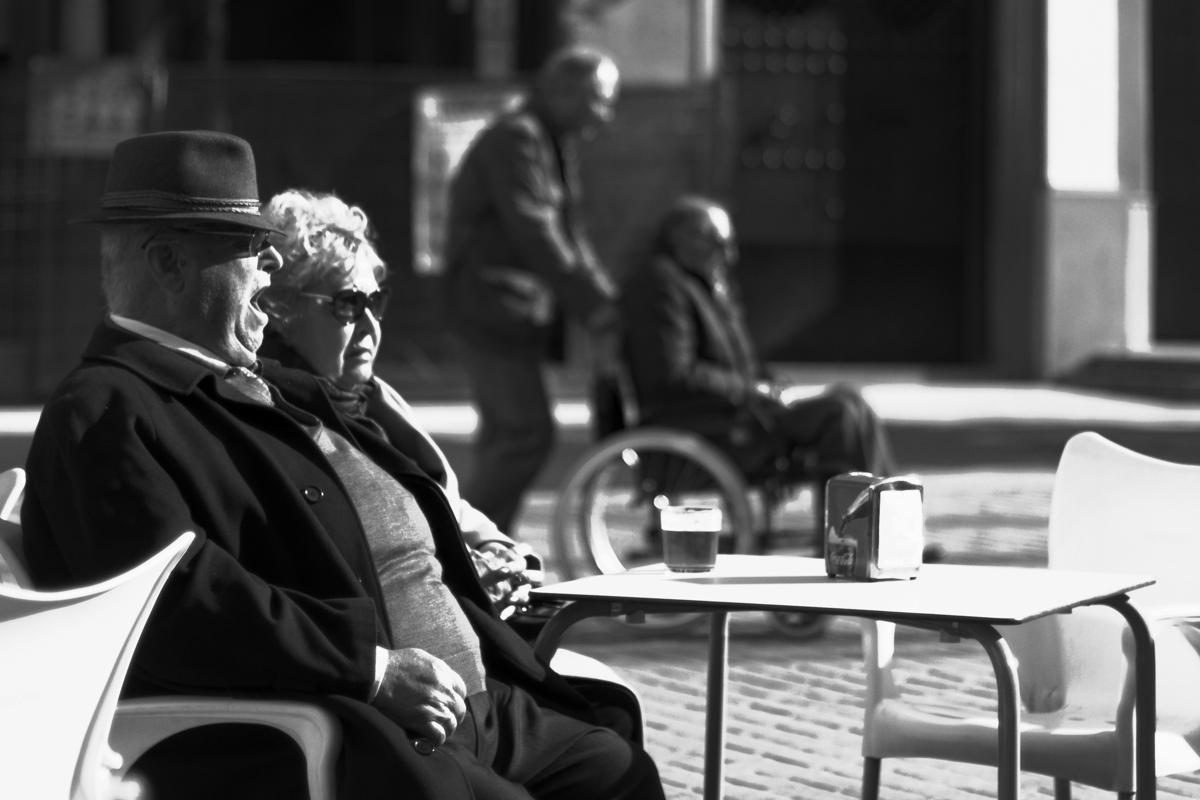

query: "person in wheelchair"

left=621, top=195, right=895, bottom=505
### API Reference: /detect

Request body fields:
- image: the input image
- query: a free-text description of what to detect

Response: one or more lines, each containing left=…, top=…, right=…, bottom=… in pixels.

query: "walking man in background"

left=444, top=46, right=621, bottom=535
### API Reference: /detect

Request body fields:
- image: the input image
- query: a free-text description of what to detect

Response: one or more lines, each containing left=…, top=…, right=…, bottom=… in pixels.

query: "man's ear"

left=143, top=237, right=189, bottom=295
left=665, top=223, right=688, bottom=264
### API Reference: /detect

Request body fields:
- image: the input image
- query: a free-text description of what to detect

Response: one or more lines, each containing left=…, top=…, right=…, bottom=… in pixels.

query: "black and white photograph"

left=0, top=1, right=1198, bottom=798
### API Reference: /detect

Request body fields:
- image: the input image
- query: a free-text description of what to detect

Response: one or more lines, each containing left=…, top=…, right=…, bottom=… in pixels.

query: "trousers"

left=460, top=341, right=555, bottom=534
left=440, top=679, right=665, bottom=800
left=649, top=383, right=894, bottom=481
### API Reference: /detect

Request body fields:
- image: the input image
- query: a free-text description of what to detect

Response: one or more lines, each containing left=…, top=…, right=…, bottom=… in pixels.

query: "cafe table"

left=530, top=555, right=1156, bottom=800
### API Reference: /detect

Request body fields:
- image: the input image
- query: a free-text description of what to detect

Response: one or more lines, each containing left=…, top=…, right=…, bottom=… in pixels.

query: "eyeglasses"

left=142, top=226, right=274, bottom=259
left=300, top=288, right=391, bottom=324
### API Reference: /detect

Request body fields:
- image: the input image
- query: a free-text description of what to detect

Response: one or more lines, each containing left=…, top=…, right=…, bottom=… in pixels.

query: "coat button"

left=412, top=737, right=435, bottom=755
left=302, top=486, right=323, bottom=503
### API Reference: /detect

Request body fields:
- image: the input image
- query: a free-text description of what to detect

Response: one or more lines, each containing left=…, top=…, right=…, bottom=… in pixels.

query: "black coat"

left=444, top=104, right=616, bottom=352
left=621, top=254, right=762, bottom=426
left=22, top=323, right=592, bottom=799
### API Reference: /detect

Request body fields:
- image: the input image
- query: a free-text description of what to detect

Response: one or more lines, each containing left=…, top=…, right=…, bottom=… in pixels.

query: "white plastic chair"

left=0, top=466, right=28, bottom=586
left=0, top=464, right=23, bottom=520
left=0, top=528, right=193, bottom=800
left=0, top=468, right=344, bottom=799
left=858, top=432, right=1200, bottom=798
left=0, top=468, right=642, bottom=799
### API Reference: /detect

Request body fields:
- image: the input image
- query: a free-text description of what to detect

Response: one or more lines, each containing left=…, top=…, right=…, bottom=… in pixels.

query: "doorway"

left=723, top=0, right=988, bottom=363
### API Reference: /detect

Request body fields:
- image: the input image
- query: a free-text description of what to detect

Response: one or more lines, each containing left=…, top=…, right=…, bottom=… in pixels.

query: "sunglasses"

left=142, top=226, right=274, bottom=259
left=300, top=288, right=391, bottom=324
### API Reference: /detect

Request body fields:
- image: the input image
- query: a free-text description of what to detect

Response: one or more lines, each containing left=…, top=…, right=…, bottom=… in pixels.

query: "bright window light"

left=1046, top=0, right=1120, bottom=191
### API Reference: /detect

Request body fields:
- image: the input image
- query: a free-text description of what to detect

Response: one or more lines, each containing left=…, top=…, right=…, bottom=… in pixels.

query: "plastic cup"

left=660, top=505, right=723, bottom=573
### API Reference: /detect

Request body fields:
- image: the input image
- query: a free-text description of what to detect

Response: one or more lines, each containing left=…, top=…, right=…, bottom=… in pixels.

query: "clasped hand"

left=372, top=648, right=467, bottom=747
left=471, top=541, right=542, bottom=616
left=753, top=379, right=785, bottom=405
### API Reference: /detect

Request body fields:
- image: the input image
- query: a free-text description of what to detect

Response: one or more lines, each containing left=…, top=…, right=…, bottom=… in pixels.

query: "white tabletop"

left=532, top=555, right=1154, bottom=626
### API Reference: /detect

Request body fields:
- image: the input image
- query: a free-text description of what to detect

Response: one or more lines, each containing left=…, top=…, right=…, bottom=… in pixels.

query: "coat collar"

left=80, top=324, right=449, bottom=492
left=81, top=322, right=222, bottom=396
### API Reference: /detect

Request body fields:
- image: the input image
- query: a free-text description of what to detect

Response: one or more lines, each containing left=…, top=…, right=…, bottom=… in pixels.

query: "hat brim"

left=70, top=208, right=282, bottom=233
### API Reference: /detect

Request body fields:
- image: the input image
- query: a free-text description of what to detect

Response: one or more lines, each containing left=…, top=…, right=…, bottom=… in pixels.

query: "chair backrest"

left=0, top=466, right=24, bottom=521
left=1002, top=431, right=1200, bottom=714
left=0, top=468, right=28, bottom=588
left=0, top=531, right=193, bottom=800
left=1049, top=431, right=1200, bottom=609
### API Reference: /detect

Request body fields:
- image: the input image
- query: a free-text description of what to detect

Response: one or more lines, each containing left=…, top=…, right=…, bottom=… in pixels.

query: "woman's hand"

left=471, top=541, right=542, bottom=615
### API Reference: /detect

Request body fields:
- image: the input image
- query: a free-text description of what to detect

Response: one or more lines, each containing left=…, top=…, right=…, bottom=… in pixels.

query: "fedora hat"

left=73, top=130, right=279, bottom=231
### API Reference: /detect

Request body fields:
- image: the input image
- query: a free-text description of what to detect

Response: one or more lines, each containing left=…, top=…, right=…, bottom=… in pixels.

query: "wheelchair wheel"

left=551, top=428, right=755, bottom=630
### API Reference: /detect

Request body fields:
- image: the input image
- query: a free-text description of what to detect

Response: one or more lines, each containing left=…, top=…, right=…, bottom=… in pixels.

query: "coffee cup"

left=660, top=505, right=722, bottom=572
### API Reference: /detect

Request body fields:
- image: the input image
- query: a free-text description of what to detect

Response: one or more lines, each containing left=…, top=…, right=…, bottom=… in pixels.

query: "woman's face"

left=283, top=257, right=382, bottom=390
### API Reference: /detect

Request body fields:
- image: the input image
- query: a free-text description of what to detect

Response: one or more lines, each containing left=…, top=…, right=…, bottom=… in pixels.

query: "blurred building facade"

left=0, top=0, right=1194, bottom=402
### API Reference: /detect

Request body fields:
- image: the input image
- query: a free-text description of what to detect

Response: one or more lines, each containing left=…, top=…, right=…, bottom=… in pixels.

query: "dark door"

left=723, top=0, right=988, bottom=363
left=1151, top=0, right=1200, bottom=343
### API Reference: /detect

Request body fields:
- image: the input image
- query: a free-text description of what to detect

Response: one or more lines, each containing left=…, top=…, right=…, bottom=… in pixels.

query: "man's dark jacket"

left=621, top=254, right=761, bottom=426
left=443, top=104, right=616, bottom=352
left=22, top=324, right=593, bottom=799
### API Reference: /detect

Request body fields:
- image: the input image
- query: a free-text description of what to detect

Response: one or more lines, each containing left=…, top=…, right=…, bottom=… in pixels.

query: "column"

left=60, top=0, right=106, bottom=59
left=1040, top=0, right=1152, bottom=376
left=476, top=0, right=517, bottom=80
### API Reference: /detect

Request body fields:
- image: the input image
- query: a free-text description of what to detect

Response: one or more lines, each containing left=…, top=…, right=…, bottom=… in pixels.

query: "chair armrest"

left=1139, top=603, right=1200, bottom=627
left=0, top=530, right=30, bottom=589
left=110, top=697, right=341, bottom=800
left=1116, top=603, right=1200, bottom=729
left=551, top=648, right=627, bottom=686
left=532, top=600, right=624, bottom=661
left=551, top=649, right=646, bottom=747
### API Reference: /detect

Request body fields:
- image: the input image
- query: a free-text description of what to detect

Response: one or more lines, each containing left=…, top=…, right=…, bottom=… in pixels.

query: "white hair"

left=99, top=223, right=160, bottom=315
left=259, top=189, right=387, bottom=325
left=539, top=45, right=617, bottom=90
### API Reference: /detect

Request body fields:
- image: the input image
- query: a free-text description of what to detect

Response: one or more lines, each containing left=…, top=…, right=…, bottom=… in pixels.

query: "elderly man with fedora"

left=22, top=130, right=664, bottom=800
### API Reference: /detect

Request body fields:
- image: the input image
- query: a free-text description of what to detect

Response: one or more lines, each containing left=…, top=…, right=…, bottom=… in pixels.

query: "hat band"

left=101, top=189, right=260, bottom=215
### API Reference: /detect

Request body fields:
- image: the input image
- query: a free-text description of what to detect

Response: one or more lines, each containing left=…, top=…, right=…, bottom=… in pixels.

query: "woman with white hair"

left=258, top=189, right=539, bottom=611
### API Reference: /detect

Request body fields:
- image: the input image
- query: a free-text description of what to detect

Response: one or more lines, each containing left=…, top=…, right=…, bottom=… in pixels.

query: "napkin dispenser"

left=824, top=472, right=924, bottom=580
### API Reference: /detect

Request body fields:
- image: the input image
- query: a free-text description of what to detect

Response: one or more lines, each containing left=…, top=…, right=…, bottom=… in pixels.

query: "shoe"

left=922, top=542, right=947, bottom=563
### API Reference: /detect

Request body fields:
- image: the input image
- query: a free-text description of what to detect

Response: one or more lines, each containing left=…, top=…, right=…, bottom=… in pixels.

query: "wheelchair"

left=549, top=371, right=832, bottom=638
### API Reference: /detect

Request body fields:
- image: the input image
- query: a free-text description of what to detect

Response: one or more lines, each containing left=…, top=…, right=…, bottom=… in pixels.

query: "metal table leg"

left=704, top=611, right=730, bottom=800
left=961, top=622, right=1022, bottom=800
left=532, top=600, right=618, bottom=661
left=1101, top=596, right=1156, bottom=800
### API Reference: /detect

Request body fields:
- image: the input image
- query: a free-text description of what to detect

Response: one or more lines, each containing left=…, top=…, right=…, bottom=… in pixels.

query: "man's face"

left=556, top=62, right=619, bottom=139
left=171, top=230, right=279, bottom=366
left=673, top=208, right=737, bottom=279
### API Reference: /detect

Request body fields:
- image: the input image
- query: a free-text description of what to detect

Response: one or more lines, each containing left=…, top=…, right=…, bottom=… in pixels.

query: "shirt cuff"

left=369, top=646, right=389, bottom=703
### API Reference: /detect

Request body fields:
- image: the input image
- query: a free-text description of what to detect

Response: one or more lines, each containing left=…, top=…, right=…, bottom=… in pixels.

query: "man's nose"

left=258, top=246, right=283, bottom=274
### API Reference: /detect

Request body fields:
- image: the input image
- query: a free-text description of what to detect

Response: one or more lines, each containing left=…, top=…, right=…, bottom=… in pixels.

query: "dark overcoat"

left=443, top=104, right=616, bottom=353
left=621, top=254, right=761, bottom=427
left=22, top=324, right=593, bottom=799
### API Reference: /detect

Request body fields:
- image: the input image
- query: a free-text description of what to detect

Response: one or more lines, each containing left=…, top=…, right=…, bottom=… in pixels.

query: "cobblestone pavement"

left=513, top=470, right=1200, bottom=799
